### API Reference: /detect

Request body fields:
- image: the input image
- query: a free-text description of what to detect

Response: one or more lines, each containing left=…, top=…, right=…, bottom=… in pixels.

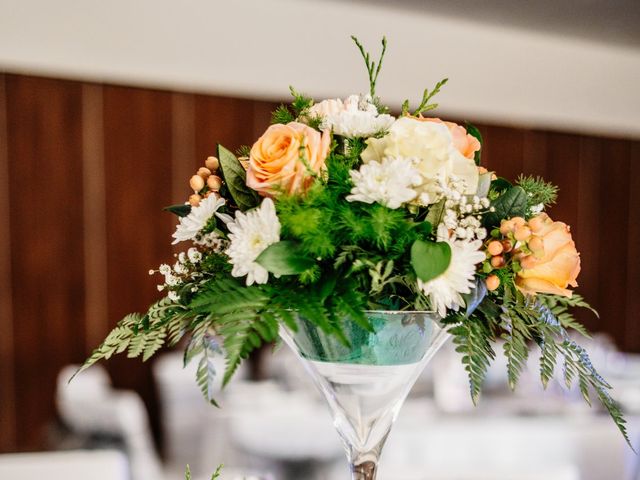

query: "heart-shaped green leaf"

left=410, top=239, right=452, bottom=282
left=256, top=241, right=315, bottom=276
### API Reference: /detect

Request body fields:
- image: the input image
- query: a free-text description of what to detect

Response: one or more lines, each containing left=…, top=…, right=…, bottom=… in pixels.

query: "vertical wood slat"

left=597, top=140, right=631, bottom=350
left=171, top=93, right=196, bottom=205
left=5, top=75, right=86, bottom=449
left=82, top=84, right=109, bottom=351
left=575, top=137, right=603, bottom=331
left=625, top=141, right=640, bottom=351
left=0, top=74, right=17, bottom=452
left=102, top=85, right=176, bottom=446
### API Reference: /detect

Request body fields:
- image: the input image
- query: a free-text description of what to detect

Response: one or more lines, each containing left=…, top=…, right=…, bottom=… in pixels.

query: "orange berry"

left=528, top=213, right=549, bottom=232
left=486, top=274, right=500, bottom=291
left=500, top=220, right=515, bottom=235
left=207, top=175, right=222, bottom=191
left=490, top=255, right=505, bottom=268
left=189, top=174, right=205, bottom=192
left=487, top=240, right=503, bottom=256
left=205, top=156, right=220, bottom=171
left=188, top=193, right=201, bottom=206
left=512, top=216, right=526, bottom=228
left=197, top=167, right=212, bottom=179
left=501, top=239, right=513, bottom=253
left=514, top=226, right=532, bottom=241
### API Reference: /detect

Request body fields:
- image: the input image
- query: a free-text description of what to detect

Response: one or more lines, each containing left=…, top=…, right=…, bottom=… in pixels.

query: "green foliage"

left=449, top=314, right=496, bottom=403
left=74, top=314, right=140, bottom=379
left=185, top=464, right=223, bottom=480
left=217, top=145, right=260, bottom=211
left=410, top=239, right=452, bottom=282
left=289, top=86, right=314, bottom=116
left=516, top=175, right=558, bottom=210
left=256, top=241, right=316, bottom=275
left=164, top=204, right=192, bottom=217
left=236, top=145, right=251, bottom=158
left=271, top=104, right=295, bottom=125
left=401, top=78, right=449, bottom=117
left=351, top=35, right=388, bottom=103
left=483, top=186, right=528, bottom=228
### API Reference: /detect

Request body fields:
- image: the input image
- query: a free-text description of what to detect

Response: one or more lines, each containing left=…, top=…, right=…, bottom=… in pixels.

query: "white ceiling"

left=351, top=0, right=640, bottom=48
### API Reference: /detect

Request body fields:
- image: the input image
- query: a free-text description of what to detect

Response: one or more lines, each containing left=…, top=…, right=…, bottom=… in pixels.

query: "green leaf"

left=491, top=177, right=512, bottom=193
left=413, top=220, right=433, bottom=238
left=163, top=204, right=192, bottom=217
left=465, top=122, right=482, bottom=165
left=256, top=241, right=315, bottom=276
left=483, top=186, right=528, bottom=228
left=410, top=239, right=452, bottom=282
left=217, top=144, right=260, bottom=211
left=425, top=199, right=446, bottom=227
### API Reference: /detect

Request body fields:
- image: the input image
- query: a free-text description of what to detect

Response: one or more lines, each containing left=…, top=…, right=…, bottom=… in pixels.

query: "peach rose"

left=421, top=118, right=481, bottom=160
left=247, top=122, right=331, bottom=196
left=515, top=213, right=581, bottom=297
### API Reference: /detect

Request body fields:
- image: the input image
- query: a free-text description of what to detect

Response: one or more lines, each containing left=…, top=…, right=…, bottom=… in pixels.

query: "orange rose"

left=515, top=213, right=581, bottom=297
left=420, top=118, right=481, bottom=160
left=247, top=122, right=331, bottom=196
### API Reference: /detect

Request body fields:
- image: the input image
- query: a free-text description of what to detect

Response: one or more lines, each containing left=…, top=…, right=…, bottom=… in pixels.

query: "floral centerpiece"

left=78, top=37, right=630, bottom=475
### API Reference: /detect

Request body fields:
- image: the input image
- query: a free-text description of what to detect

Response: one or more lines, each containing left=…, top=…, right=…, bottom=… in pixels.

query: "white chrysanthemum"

left=225, top=198, right=281, bottom=286
left=346, top=157, right=422, bottom=209
left=417, top=227, right=485, bottom=317
left=172, top=196, right=233, bottom=245
left=323, top=94, right=395, bottom=138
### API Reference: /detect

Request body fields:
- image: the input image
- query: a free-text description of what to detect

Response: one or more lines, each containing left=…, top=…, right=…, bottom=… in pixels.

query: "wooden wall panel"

left=597, top=140, right=631, bottom=350
left=5, top=75, right=86, bottom=450
left=626, top=142, right=640, bottom=351
left=0, top=74, right=17, bottom=451
left=575, top=137, right=603, bottom=332
left=1, top=72, right=639, bottom=453
left=102, top=85, right=176, bottom=444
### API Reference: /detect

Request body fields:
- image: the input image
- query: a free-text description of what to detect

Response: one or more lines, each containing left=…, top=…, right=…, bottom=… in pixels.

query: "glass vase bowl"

left=279, top=310, right=450, bottom=480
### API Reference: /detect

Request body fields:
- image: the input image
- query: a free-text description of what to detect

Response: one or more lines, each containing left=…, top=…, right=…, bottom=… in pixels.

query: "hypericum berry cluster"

left=150, top=247, right=204, bottom=301
left=483, top=215, right=547, bottom=291
left=440, top=176, right=492, bottom=241
left=188, top=156, right=223, bottom=207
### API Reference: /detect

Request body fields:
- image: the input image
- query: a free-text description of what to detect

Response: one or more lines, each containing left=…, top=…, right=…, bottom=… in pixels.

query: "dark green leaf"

left=217, top=144, right=260, bottom=211
left=413, top=220, right=432, bottom=238
left=410, top=239, right=452, bottom=282
left=491, top=177, right=512, bottom=193
left=164, top=203, right=192, bottom=217
left=256, top=241, right=316, bottom=276
left=483, top=186, right=528, bottom=228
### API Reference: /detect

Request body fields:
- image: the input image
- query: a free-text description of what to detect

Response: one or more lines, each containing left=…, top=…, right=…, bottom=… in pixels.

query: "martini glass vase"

left=279, top=310, right=450, bottom=480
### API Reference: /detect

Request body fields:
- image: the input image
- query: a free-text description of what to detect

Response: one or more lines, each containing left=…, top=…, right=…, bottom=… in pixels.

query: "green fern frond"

left=450, top=315, right=496, bottom=404
left=72, top=313, right=141, bottom=380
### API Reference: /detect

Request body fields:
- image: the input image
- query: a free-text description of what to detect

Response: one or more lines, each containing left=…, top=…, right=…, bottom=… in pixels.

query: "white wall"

left=1, top=0, right=639, bottom=137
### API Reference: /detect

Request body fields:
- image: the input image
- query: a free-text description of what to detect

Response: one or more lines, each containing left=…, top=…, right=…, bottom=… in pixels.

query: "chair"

left=56, top=364, right=164, bottom=480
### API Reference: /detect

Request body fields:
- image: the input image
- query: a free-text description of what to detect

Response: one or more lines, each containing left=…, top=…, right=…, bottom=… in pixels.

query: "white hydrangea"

left=417, top=225, right=486, bottom=317
left=225, top=198, right=281, bottom=286
left=346, top=157, right=422, bottom=209
left=322, top=94, right=395, bottom=138
left=172, top=196, right=233, bottom=245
